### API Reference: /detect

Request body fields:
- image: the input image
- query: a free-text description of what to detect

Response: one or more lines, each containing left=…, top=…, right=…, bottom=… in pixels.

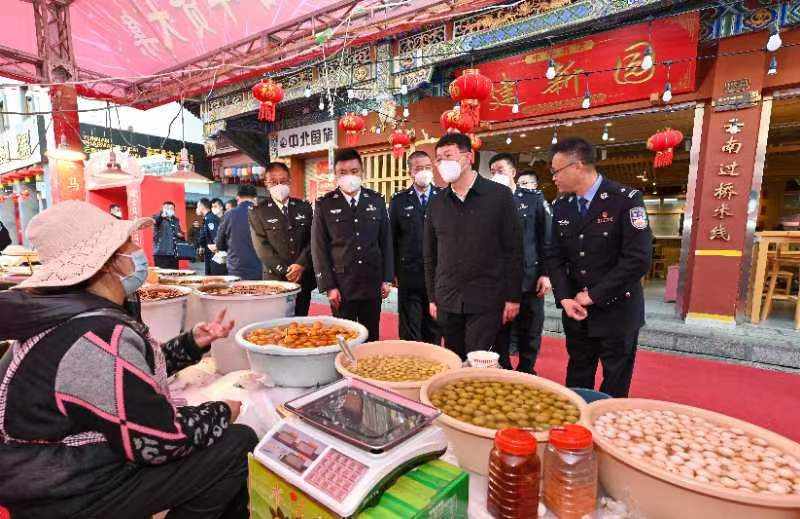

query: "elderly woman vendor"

left=0, top=201, right=257, bottom=519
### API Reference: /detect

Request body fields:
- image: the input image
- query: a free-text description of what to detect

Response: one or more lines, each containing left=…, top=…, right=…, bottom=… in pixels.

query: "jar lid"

left=549, top=424, right=593, bottom=450
left=495, top=428, right=538, bottom=456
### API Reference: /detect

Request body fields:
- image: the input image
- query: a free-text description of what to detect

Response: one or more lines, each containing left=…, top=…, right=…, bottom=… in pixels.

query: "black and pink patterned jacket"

left=0, top=291, right=231, bottom=517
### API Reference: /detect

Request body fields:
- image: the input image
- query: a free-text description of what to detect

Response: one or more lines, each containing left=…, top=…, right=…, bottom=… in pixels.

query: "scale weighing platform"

left=253, top=378, right=449, bottom=517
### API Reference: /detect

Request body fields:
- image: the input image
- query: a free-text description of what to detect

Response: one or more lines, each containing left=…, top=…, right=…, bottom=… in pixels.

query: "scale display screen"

left=285, top=378, right=440, bottom=453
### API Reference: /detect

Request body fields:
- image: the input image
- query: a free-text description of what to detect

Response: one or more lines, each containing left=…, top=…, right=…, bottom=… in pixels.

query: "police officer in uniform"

left=311, top=148, right=393, bottom=342
left=546, top=137, right=652, bottom=398
left=488, top=154, right=552, bottom=374
left=195, top=198, right=224, bottom=275
left=389, top=150, right=442, bottom=344
left=250, top=162, right=316, bottom=316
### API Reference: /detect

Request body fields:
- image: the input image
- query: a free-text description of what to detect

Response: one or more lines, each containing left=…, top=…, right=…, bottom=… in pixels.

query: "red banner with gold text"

left=479, top=12, right=699, bottom=121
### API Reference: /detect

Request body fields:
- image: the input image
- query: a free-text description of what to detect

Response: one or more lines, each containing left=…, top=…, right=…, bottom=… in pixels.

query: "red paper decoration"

left=449, top=69, right=492, bottom=123
left=252, top=79, right=284, bottom=122
left=390, top=129, right=414, bottom=158
left=646, top=128, right=684, bottom=168
left=440, top=108, right=475, bottom=134
left=339, top=113, right=366, bottom=146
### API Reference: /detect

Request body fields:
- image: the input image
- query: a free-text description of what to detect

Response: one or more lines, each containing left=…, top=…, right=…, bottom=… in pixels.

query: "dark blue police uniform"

left=546, top=177, right=652, bottom=397
left=389, top=185, right=442, bottom=344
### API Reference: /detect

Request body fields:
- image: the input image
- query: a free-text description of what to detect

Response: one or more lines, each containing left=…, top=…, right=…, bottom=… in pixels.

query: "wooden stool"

left=761, top=257, right=800, bottom=325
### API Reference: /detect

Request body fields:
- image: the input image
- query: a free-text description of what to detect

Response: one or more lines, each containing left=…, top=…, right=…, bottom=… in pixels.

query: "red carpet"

left=310, top=304, right=800, bottom=442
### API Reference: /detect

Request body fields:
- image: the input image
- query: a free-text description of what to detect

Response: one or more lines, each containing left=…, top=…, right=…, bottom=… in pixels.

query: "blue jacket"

left=215, top=201, right=262, bottom=280
left=514, top=188, right=552, bottom=293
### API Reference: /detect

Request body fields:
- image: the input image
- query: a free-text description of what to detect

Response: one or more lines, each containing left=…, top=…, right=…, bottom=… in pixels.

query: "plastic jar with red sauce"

left=487, top=428, right=541, bottom=518
left=542, top=424, right=598, bottom=519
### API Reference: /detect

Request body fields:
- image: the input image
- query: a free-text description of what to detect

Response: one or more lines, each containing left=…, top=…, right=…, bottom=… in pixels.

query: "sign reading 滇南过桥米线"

left=274, top=120, right=337, bottom=158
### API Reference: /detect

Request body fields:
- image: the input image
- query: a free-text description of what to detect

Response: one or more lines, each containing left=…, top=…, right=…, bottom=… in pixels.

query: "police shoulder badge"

left=629, top=207, right=648, bottom=230
left=207, top=222, right=215, bottom=231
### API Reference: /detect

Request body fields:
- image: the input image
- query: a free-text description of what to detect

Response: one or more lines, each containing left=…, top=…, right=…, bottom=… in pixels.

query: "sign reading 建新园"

left=275, top=120, right=337, bottom=158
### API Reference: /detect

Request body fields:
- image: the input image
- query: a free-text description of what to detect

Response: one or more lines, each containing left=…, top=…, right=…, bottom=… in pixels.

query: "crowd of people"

left=0, top=134, right=652, bottom=518
left=173, top=133, right=651, bottom=398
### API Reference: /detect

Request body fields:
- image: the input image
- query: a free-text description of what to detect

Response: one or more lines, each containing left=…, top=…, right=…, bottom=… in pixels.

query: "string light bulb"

left=582, top=89, right=591, bottom=109
left=662, top=81, right=673, bottom=103
left=601, top=125, right=609, bottom=142
left=347, top=88, right=355, bottom=99
left=767, top=23, right=782, bottom=52
left=506, top=136, right=512, bottom=145
left=403, top=106, right=410, bottom=118
left=304, top=84, right=312, bottom=98
left=768, top=54, right=778, bottom=75
left=318, top=98, right=325, bottom=111
left=375, top=125, right=382, bottom=134
left=551, top=129, right=558, bottom=145
left=511, top=100, right=519, bottom=114
left=361, top=108, right=369, bottom=117
left=546, top=58, right=557, bottom=80
left=641, top=46, right=654, bottom=71
left=400, top=79, right=408, bottom=95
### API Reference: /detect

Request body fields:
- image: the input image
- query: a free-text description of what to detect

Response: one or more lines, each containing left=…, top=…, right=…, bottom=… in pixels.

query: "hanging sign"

left=275, top=120, right=337, bottom=158
left=478, top=12, right=699, bottom=120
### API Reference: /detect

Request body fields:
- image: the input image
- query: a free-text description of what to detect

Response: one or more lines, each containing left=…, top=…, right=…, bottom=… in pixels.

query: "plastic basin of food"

left=584, top=398, right=800, bottom=519
left=235, top=316, right=368, bottom=387
left=419, top=367, right=588, bottom=476
left=196, top=281, right=300, bottom=374
left=159, top=274, right=240, bottom=287
left=139, top=285, right=193, bottom=343
left=333, top=340, right=463, bottom=401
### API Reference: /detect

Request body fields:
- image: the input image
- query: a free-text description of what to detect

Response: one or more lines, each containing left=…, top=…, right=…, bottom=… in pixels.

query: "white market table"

left=170, top=361, right=615, bottom=519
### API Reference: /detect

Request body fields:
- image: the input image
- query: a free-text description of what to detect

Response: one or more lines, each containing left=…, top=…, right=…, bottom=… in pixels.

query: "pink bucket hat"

left=13, top=200, right=153, bottom=290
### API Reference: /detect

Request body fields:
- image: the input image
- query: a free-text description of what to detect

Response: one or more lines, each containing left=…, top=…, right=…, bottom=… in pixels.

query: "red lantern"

left=449, top=69, right=492, bottom=123
left=339, top=113, right=366, bottom=146
left=390, top=129, right=414, bottom=158
left=251, top=79, right=284, bottom=122
left=440, top=108, right=475, bottom=134
left=469, top=134, right=482, bottom=151
left=647, top=128, right=684, bottom=168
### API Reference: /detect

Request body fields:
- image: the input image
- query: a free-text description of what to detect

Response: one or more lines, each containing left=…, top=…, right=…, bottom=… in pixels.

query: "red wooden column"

left=49, top=85, right=86, bottom=202
left=680, top=35, right=771, bottom=325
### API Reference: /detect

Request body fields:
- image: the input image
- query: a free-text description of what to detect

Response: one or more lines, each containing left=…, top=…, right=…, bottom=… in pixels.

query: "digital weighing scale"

left=253, top=378, right=449, bottom=517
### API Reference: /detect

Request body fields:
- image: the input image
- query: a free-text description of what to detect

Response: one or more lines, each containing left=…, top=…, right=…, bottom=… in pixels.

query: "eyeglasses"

left=550, top=161, right=578, bottom=176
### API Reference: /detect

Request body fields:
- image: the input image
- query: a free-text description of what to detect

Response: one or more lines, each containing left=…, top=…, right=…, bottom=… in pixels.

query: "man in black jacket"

left=545, top=137, right=652, bottom=397
left=152, top=201, right=185, bottom=269
left=311, top=148, right=393, bottom=341
left=389, top=150, right=442, bottom=343
left=250, top=162, right=316, bottom=316
left=424, top=133, right=523, bottom=360
left=489, top=154, right=552, bottom=374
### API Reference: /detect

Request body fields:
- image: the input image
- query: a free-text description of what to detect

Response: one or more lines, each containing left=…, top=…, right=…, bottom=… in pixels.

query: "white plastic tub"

left=139, top=285, right=193, bottom=343
left=195, top=281, right=301, bottom=374
left=235, top=316, right=368, bottom=387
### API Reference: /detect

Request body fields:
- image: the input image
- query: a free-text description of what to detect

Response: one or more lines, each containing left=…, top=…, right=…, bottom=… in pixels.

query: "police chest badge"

left=596, top=211, right=614, bottom=224
left=629, top=207, right=648, bottom=229
left=366, top=204, right=377, bottom=212
left=267, top=218, right=279, bottom=224
left=330, top=209, right=342, bottom=214
left=558, top=219, right=570, bottom=226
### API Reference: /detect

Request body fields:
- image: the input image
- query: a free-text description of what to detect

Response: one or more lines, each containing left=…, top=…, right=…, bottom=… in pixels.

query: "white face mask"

left=438, top=160, right=462, bottom=184
left=413, top=169, right=433, bottom=188
left=491, top=173, right=513, bottom=188
left=212, top=207, right=223, bottom=217
left=269, top=184, right=290, bottom=202
left=337, top=174, right=362, bottom=194
left=163, top=207, right=175, bottom=217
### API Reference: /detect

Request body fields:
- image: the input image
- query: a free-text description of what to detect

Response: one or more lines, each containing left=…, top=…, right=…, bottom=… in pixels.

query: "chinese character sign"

left=478, top=12, right=698, bottom=120
left=275, top=121, right=337, bottom=158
